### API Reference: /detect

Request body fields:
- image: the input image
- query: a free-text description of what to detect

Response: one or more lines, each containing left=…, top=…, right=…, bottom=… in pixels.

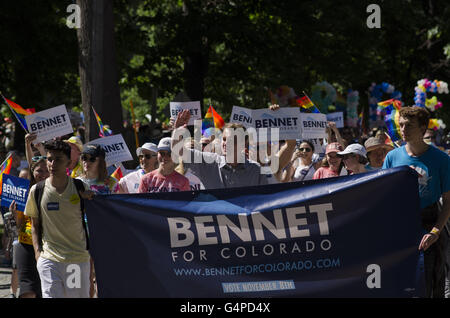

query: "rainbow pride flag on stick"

left=202, top=105, right=225, bottom=133
left=92, top=107, right=113, bottom=137
left=1, top=93, right=34, bottom=132
left=377, top=99, right=402, bottom=142
left=296, top=92, right=321, bottom=113
left=111, top=165, right=123, bottom=181
left=0, top=154, right=12, bottom=195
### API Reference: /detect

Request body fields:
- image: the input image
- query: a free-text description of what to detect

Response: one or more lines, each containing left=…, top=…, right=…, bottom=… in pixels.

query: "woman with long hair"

left=313, top=142, right=347, bottom=179
left=77, top=144, right=119, bottom=194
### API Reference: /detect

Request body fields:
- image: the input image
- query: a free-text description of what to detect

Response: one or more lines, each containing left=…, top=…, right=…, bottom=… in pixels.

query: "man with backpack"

left=24, top=140, right=94, bottom=298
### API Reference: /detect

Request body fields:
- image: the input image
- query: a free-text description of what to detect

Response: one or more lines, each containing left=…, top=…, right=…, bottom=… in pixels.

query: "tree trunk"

left=184, top=52, right=208, bottom=107
left=77, top=0, right=122, bottom=142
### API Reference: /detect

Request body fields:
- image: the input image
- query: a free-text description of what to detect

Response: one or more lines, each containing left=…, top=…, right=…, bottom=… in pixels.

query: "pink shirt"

left=313, top=167, right=340, bottom=180
left=138, top=170, right=190, bottom=193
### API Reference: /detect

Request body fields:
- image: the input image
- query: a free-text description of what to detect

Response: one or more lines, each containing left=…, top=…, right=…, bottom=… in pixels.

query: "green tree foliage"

left=1, top=0, right=449, bottom=132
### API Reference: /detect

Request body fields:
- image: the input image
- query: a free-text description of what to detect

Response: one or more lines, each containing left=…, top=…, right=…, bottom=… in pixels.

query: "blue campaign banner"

left=85, top=166, right=423, bottom=298
left=1, top=174, right=30, bottom=212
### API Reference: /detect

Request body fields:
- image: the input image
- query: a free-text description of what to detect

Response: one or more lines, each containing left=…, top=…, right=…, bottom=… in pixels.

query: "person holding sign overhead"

left=282, top=140, right=321, bottom=182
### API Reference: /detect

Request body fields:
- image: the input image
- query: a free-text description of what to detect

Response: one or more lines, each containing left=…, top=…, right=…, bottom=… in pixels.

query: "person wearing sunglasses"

left=77, top=144, right=119, bottom=194
left=138, top=137, right=190, bottom=193
left=119, top=143, right=159, bottom=193
left=283, top=140, right=321, bottom=182
left=337, top=143, right=368, bottom=175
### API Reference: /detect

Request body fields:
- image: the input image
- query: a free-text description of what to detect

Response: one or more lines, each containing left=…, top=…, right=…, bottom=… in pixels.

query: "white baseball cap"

left=136, top=142, right=158, bottom=156
left=157, top=137, right=172, bottom=152
left=337, top=143, right=367, bottom=158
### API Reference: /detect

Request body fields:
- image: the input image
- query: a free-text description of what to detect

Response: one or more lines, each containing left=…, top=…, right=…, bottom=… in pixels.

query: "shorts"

left=15, top=242, right=42, bottom=297
left=37, top=257, right=90, bottom=298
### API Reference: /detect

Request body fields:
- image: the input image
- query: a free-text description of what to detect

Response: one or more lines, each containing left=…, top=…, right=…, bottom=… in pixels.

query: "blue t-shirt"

left=382, top=145, right=450, bottom=209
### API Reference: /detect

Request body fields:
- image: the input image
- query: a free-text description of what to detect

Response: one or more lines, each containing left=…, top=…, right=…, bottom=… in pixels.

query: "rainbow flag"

left=384, top=132, right=396, bottom=148
left=0, top=155, right=13, bottom=195
left=111, top=166, right=123, bottom=181
left=295, top=95, right=321, bottom=113
left=202, top=105, right=224, bottom=133
left=1, top=95, right=34, bottom=132
left=92, top=107, right=113, bottom=137
left=377, top=99, right=402, bottom=142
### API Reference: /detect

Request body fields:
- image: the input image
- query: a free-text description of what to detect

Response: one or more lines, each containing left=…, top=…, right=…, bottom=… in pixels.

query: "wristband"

left=430, top=227, right=440, bottom=236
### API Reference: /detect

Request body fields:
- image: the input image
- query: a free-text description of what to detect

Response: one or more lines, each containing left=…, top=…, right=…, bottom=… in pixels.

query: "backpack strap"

left=73, top=178, right=89, bottom=250
left=33, top=180, right=46, bottom=251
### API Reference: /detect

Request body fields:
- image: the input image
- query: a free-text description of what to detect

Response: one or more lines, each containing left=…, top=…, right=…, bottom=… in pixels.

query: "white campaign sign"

left=88, top=134, right=133, bottom=166
left=25, top=105, right=74, bottom=143
left=170, top=101, right=202, bottom=126
left=230, top=106, right=254, bottom=128
left=230, top=106, right=302, bottom=140
left=326, top=112, right=344, bottom=128
left=299, top=113, right=328, bottom=139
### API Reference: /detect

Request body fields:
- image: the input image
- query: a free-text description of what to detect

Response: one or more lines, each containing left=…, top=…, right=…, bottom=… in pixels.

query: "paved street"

left=0, top=215, right=14, bottom=298
left=0, top=264, right=12, bottom=298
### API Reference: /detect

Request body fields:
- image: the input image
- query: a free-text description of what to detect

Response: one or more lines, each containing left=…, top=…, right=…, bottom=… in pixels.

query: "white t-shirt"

left=292, top=160, right=316, bottom=181
left=119, top=169, right=146, bottom=193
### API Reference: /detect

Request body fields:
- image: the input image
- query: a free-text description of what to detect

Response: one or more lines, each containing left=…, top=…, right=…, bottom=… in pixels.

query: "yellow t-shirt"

left=24, top=178, right=90, bottom=263
left=17, top=212, right=33, bottom=245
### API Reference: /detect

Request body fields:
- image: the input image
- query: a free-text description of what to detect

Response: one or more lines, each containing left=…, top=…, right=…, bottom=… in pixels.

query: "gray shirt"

left=184, top=149, right=268, bottom=190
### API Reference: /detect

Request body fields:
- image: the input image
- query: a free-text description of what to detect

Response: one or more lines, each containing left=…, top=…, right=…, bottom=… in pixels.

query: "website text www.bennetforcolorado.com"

left=173, top=257, right=341, bottom=277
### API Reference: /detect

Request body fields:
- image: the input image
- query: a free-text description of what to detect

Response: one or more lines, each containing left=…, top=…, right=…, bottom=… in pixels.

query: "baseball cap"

left=81, top=144, right=105, bottom=158
left=136, top=142, right=158, bottom=156
left=64, top=136, right=83, bottom=152
left=325, top=142, right=343, bottom=154
left=338, top=143, right=367, bottom=158
left=157, top=137, right=172, bottom=152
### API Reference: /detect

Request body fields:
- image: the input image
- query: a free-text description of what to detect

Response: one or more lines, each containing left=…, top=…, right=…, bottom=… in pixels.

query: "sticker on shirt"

left=69, top=194, right=80, bottom=205
left=47, top=202, right=60, bottom=210
left=409, top=165, right=432, bottom=198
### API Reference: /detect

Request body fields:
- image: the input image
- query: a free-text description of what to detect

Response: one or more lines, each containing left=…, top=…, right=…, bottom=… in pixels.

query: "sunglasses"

left=81, top=155, right=98, bottom=163
left=32, top=156, right=47, bottom=162
left=298, top=147, right=312, bottom=153
left=139, top=154, right=157, bottom=160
